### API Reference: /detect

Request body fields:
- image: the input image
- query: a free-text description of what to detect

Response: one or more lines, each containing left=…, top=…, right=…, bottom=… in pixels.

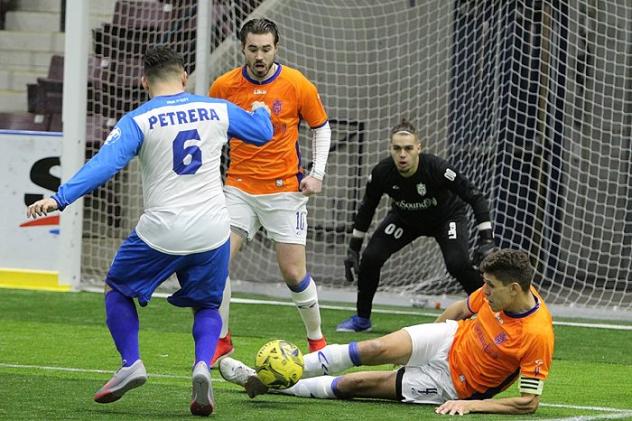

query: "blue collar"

left=242, top=62, right=282, bottom=85
left=504, top=294, right=540, bottom=319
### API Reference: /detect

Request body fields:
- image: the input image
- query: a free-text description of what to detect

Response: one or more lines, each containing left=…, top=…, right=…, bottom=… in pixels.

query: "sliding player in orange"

left=221, top=249, right=555, bottom=416
left=208, top=18, right=331, bottom=365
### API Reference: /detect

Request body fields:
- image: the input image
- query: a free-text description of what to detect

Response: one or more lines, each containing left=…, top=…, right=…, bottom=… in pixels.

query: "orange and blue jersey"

left=448, top=286, right=554, bottom=399
left=209, top=64, right=328, bottom=194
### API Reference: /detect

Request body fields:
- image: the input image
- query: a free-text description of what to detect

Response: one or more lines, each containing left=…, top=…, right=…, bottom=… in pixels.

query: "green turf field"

left=1, top=288, right=631, bottom=420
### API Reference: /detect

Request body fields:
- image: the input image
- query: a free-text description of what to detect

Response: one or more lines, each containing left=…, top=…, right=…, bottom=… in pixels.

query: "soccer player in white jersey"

left=26, top=45, right=273, bottom=416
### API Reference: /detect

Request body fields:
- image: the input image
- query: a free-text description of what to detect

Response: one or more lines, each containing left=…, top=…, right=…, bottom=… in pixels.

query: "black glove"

left=343, top=236, right=363, bottom=283
left=472, top=229, right=497, bottom=268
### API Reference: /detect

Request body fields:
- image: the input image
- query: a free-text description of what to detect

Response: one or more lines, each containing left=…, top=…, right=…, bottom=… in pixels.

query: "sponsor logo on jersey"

left=416, top=183, right=426, bottom=196
left=392, top=185, right=400, bottom=190
left=253, top=89, right=267, bottom=95
left=393, top=198, right=437, bottom=211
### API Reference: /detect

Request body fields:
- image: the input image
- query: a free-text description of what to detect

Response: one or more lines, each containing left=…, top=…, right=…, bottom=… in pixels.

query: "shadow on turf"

left=229, top=388, right=418, bottom=408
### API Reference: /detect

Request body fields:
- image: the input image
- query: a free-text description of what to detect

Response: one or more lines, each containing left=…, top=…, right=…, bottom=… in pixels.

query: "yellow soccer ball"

left=254, top=340, right=304, bottom=389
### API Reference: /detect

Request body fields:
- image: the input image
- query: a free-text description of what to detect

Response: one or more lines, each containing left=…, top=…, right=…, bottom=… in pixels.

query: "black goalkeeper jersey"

left=353, top=153, right=491, bottom=232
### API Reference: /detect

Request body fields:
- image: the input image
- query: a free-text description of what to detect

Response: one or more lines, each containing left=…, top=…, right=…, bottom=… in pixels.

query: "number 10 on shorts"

left=295, top=211, right=307, bottom=232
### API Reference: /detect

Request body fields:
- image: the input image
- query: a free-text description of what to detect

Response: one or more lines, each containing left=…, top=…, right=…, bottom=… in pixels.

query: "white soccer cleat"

left=190, top=361, right=215, bottom=416
left=94, top=359, right=147, bottom=403
left=219, top=357, right=269, bottom=399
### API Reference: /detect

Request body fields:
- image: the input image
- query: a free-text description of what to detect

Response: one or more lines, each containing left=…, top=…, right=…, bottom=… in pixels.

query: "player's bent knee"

left=361, top=249, right=389, bottom=268
left=279, top=264, right=307, bottom=286
left=358, top=338, right=389, bottom=363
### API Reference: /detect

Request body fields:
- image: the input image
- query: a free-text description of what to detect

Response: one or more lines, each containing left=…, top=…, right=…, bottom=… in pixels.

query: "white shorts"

left=224, top=186, right=309, bottom=245
left=397, top=320, right=459, bottom=404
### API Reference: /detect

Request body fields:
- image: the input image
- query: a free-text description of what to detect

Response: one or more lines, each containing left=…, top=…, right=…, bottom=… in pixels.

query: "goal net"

left=80, top=0, right=632, bottom=317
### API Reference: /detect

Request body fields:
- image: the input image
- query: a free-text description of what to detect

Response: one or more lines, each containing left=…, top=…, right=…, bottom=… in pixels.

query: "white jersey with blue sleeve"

left=52, top=91, right=272, bottom=254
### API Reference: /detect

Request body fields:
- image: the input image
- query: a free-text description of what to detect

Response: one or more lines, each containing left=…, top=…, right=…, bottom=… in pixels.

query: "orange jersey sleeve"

left=209, top=64, right=328, bottom=194
left=448, top=287, right=554, bottom=399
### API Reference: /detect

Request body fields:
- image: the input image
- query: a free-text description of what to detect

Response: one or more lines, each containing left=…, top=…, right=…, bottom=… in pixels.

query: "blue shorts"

left=105, top=230, right=229, bottom=309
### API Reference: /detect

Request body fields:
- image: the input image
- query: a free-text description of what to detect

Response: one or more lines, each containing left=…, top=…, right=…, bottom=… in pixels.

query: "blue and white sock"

left=192, top=308, right=222, bottom=365
left=105, top=289, right=140, bottom=367
left=302, top=342, right=361, bottom=378
left=279, top=376, right=339, bottom=399
left=289, top=273, right=323, bottom=340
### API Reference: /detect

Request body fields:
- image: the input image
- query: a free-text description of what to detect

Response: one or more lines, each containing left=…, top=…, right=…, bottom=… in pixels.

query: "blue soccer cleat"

left=336, top=315, right=372, bottom=332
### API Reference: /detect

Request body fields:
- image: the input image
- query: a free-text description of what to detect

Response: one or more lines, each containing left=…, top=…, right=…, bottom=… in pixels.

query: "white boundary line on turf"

left=540, top=403, right=632, bottom=413
left=80, top=287, right=632, bottom=331
left=524, top=412, right=632, bottom=421
left=232, top=297, right=632, bottom=331
left=2, top=362, right=632, bottom=417
left=0, top=362, right=200, bottom=380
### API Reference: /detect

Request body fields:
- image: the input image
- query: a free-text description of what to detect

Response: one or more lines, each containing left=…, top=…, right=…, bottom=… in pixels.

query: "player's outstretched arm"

left=435, top=299, right=471, bottom=323
left=226, top=101, right=273, bottom=146
left=26, top=197, right=59, bottom=219
left=436, top=393, right=540, bottom=415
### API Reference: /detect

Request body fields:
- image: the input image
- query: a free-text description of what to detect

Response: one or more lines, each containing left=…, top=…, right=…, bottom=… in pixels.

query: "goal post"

left=59, top=0, right=90, bottom=290
left=75, top=0, right=631, bottom=318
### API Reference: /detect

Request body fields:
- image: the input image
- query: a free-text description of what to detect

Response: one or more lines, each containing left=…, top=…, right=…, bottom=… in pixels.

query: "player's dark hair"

left=480, top=249, right=534, bottom=292
left=239, top=18, right=280, bottom=46
left=390, top=118, right=419, bottom=140
left=143, top=45, right=185, bottom=83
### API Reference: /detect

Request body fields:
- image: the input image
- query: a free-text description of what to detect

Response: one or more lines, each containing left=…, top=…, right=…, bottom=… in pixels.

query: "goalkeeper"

left=337, top=118, right=496, bottom=332
left=220, top=249, right=554, bottom=416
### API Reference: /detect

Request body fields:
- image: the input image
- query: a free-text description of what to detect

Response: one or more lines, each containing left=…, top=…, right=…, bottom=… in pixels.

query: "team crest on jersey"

left=272, top=99, right=282, bottom=115
left=416, top=183, right=426, bottom=196
left=104, top=127, right=121, bottom=145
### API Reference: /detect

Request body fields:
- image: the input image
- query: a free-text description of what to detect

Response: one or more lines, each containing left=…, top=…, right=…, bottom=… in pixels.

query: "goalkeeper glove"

left=472, top=228, right=497, bottom=268
left=344, top=236, right=363, bottom=283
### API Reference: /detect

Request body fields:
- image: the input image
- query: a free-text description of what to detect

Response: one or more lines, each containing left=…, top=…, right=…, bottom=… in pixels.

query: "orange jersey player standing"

left=210, top=63, right=328, bottom=194
left=208, top=18, right=331, bottom=367
left=219, top=249, right=555, bottom=417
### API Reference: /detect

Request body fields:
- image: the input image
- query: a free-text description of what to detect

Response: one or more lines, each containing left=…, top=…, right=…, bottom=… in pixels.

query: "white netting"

left=81, top=0, right=198, bottom=282
left=80, top=0, right=632, bottom=315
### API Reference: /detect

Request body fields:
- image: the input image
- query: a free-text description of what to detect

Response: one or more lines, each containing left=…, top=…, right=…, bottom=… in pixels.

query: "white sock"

left=303, top=344, right=358, bottom=378
left=279, top=376, right=337, bottom=399
left=218, top=276, right=231, bottom=338
left=290, top=275, right=323, bottom=340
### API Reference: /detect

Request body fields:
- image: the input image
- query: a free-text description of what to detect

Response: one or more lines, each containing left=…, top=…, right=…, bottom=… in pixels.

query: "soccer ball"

left=254, top=340, right=304, bottom=389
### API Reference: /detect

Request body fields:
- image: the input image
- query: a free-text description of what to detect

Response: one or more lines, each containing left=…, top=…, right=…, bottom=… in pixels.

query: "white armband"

left=352, top=229, right=366, bottom=238
left=519, top=376, right=544, bottom=395
left=309, top=122, right=331, bottom=180
left=476, top=221, right=492, bottom=231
